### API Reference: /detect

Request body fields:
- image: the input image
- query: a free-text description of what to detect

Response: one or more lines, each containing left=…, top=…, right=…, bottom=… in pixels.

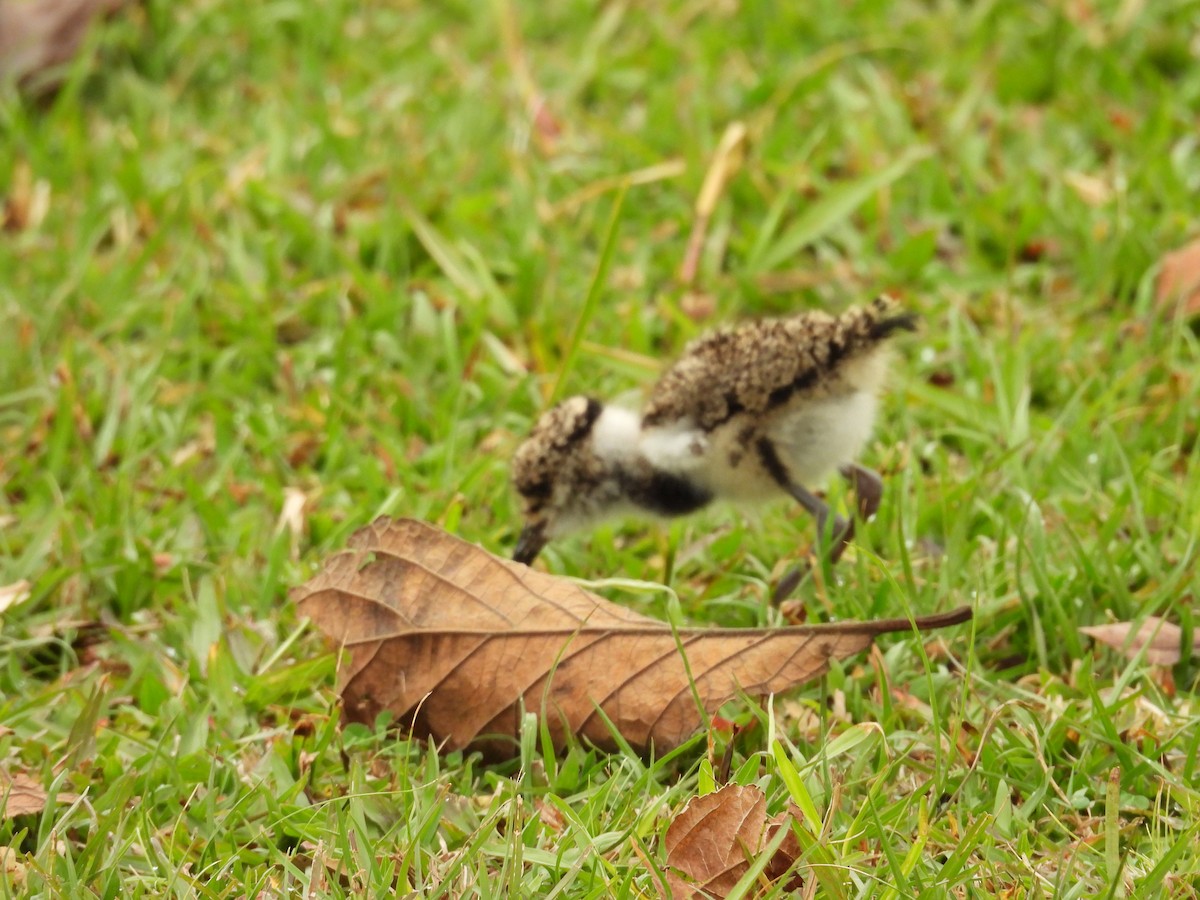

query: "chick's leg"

left=768, top=455, right=886, bottom=602
left=842, top=462, right=883, bottom=522
left=821, top=463, right=884, bottom=565
left=757, top=438, right=849, bottom=601
left=772, top=480, right=849, bottom=602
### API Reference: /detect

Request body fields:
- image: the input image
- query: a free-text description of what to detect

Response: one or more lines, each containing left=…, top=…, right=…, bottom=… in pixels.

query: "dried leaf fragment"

left=663, top=784, right=802, bottom=898
left=2, top=160, right=51, bottom=233
left=0, top=0, right=127, bottom=85
left=294, top=518, right=971, bottom=758
left=1156, top=237, right=1200, bottom=318
left=0, top=846, right=26, bottom=888
left=1080, top=616, right=1196, bottom=666
left=1063, top=170, right=1112, bottom=206
left=0, top=581, right=33, bottom=616
left=679, top=121, right=748, bottom=291
left=0, top=772, right=78, bottom=819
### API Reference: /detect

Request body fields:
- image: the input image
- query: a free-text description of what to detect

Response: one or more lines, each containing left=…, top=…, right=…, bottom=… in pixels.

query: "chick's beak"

left=512, top=521, right=548, bottom=565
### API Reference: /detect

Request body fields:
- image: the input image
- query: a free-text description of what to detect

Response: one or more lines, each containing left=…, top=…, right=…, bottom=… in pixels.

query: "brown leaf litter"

left=294, top=517, right=971, bottom=759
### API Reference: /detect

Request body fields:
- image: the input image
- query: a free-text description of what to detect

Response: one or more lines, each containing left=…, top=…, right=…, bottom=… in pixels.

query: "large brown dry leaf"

left=294, top=518, right=972, bottom=757
left=1080, top=617, right=1197, bottom=666
left=1156, top=237, right=1200, bottom=318
left=663, top=784, right=802, bottom=898
left=0, top=772, right=78, bottom=819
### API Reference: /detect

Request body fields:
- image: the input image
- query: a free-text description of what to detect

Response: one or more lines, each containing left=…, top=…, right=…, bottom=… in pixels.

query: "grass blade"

left=751, top=145, right=931, bottom=272
left=549, top=186, right=627, bottom=402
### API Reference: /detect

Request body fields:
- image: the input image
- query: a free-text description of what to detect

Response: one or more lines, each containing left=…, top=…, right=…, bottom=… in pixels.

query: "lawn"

left=2, top=0, right=1199, bottom=895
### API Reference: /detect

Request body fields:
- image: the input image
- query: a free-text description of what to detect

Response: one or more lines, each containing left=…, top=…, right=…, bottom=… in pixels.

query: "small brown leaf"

left=536, top=798, right=565, bottom=834
left=0, top=0, right=127, bottom=86
left=294, top=518, right=971, bottom=758
left=529, top=96, right=563, bottom=155
left=1156, top=238, right=1200, bottom=318
left=663, top=784, right=802, bottom=898
left=0, top=772, right=79, bottom=819
left=1080, top=617, right=1196, bottom=666
left=1017, top=237, right=1059, bottom=263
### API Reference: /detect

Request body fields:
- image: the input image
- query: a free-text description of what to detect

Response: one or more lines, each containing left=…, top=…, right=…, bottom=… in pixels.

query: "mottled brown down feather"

left=642, top=296, right=915, bottom=431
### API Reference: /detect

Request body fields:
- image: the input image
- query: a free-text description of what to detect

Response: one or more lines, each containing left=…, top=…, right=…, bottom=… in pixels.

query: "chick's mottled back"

left=643, top=297, right=916, bottom=431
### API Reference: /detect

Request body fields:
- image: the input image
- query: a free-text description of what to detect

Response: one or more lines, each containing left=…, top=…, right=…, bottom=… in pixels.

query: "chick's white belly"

left=639, top=390, right=879, bottom=505
left=692, top=391, right=877, bottom=504
left=769, top=391, right=878, bottom=485
left=699, top=426, right=782, bottom=502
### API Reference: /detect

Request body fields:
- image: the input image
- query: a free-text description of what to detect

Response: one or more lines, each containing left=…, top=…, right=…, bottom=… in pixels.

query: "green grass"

left=2, top=0, right=1199, bottom=895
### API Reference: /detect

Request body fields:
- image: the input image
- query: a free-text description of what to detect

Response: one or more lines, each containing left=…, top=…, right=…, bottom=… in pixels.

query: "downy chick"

left=511, top=296, right=916, bottom=569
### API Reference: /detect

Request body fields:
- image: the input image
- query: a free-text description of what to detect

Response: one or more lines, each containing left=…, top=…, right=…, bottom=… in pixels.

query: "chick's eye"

left=519, top=477, right=552, bottom=501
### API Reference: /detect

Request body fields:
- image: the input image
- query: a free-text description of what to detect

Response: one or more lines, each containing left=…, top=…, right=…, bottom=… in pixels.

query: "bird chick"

left=511, top=296, right=916, bottom=569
